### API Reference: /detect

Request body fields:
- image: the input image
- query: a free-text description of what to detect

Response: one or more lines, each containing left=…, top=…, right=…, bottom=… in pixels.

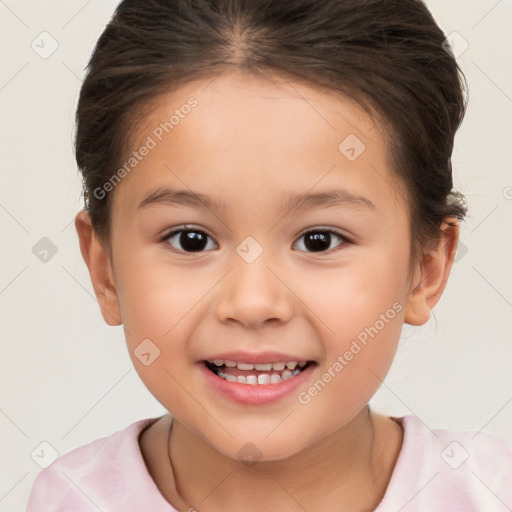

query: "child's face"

left=84, top=70, right=434, bottom=459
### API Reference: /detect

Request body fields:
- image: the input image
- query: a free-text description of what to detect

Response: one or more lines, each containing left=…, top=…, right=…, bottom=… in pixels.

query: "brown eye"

left=163, top=227, right=217, bottom=253
left=294, top=229, right=348, bottom=253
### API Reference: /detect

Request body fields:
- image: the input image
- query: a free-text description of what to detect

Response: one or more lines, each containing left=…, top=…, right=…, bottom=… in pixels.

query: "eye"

left=293, top=229, right=349, bottom=254
left=162, top=225, right=218, bottom=253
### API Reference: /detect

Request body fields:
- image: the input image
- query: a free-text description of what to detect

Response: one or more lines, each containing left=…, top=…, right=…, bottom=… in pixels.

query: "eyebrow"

left=138, top=187, right=376, bottom=213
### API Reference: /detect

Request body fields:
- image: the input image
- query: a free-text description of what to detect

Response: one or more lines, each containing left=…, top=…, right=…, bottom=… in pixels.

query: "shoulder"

left=400, top=414, right=512, bottom=475
left=25, top=416, right=172, bottom=512
left=378, top=415, right=512, bottom=511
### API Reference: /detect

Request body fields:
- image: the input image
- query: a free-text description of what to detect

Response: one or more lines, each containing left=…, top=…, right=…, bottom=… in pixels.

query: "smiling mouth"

left=203, top=359, right=316, bottom=385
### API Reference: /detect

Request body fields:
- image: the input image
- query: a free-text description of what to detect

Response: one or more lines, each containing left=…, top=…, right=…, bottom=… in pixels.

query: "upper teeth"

left=212, top=360, right=306, bottom=371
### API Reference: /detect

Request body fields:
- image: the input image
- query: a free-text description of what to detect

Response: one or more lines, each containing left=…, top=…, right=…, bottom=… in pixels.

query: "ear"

left=74, top=209, right=122, bottom=326
left=404, top=218, right=460, bottom=326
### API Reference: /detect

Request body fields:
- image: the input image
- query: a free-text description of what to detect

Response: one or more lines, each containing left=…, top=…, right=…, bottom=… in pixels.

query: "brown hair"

left=75, top=0, right=467, bottom=276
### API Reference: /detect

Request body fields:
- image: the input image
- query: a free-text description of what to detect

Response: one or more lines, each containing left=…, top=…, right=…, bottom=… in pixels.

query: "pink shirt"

left=26, top=415, right=512, bottom=511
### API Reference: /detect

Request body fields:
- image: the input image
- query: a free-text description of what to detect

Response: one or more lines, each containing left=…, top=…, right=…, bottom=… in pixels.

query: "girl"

left=26, top=0, right=512, bottom=510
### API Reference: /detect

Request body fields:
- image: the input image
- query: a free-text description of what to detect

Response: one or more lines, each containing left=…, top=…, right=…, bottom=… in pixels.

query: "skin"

left=75, top=69, right=459, bottom=511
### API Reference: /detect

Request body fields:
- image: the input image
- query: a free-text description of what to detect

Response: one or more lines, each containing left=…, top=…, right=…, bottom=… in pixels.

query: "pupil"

left=305, top=232, right=330, bottom=252
left=181, top=231, right=207, bottom=252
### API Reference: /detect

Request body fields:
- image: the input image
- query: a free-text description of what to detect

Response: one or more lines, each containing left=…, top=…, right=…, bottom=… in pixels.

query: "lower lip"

left=198, top=362, right=315, bottom=405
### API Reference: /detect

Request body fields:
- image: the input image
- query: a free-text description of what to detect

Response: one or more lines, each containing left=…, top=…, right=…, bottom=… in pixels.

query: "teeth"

left=254, top=363, right=272, bottom=371
left=282, top=369, right=293, bottom=380
left=237, top=362, right=255, bottom=370
left=270, top=373, right=282, bottom=384
left=257, top=374, right=271, bottom=384
left=246, top=375, right=258, bottom=385
left=209, top=359, right=311, bottom=385
left=210, top=359, right=307, bottom=370
left=216, top=367, right=303, bottom=385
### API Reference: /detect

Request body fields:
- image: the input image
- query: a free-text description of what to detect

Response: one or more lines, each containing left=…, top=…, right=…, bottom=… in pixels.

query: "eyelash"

left=160, top=225, right=351, bottom=255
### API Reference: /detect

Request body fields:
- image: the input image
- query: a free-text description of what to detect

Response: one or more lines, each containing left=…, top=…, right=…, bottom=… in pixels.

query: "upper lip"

left=201, top=351, right=314, bottom=365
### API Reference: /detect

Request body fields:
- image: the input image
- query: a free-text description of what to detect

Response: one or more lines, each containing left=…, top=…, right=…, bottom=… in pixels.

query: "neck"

left=167, top=406, right=401, bottom=511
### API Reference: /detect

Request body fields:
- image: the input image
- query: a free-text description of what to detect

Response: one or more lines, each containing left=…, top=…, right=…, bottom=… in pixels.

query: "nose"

left=214, top=248, right=295, bottom=329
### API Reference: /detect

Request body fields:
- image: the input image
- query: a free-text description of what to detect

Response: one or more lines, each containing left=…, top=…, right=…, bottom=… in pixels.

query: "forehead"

left=112, top=69, right=405, bottom=220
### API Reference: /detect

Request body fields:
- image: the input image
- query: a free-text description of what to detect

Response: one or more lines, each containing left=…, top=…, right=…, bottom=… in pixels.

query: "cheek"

left=116, top=252, right=202, bottom=341
left=119, top=277, right=197, bottom=415
left=114, top=253, right=207, bottom=387
left=296, top=307, right=403, bottom=431
left=291, top=248, right=407, bottom=411
left=296, top=254, right=407, bottom=342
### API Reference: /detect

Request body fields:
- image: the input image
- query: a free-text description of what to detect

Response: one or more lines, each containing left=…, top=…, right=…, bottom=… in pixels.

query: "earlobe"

left=74, top=209, right=122, bottom=326
left=404, top=219, right=460, bottom=326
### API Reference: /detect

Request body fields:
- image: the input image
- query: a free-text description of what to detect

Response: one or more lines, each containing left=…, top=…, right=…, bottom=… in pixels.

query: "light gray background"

left=1, top=1, right=511, bottom=510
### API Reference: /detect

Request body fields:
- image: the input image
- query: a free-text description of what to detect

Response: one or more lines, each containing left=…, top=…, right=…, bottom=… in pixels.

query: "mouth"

left=203, top=359, right=316, bottom=385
